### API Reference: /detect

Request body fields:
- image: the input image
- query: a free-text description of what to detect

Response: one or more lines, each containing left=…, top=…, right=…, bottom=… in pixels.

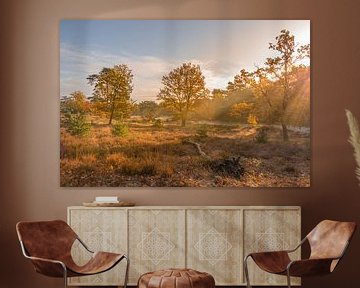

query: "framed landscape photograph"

left=60, top=20, right=310, bottom=187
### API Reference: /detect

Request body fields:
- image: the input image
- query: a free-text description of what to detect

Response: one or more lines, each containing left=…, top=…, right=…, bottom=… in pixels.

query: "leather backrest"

left=16, top=220, right=77, bottom=261
left=307, top=220, right=356, bottom=260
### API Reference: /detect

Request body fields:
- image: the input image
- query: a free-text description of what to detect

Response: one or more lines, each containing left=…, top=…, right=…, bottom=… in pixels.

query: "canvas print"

left=60, top=20, right=310, bottom=187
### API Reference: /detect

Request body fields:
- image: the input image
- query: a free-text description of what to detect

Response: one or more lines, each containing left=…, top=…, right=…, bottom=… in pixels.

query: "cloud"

left=60, top=44, right=243, bottom=101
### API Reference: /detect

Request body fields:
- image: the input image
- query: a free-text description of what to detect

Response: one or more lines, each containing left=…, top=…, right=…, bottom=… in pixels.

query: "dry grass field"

left=60, top=118, right=310, bottom=187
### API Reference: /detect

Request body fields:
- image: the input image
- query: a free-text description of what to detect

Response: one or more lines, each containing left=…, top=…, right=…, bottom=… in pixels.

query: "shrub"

left=112, top=122, right=129, bottom=137
left=247, top=114, right=258, bottom=126
left=66, top=114, right=91, bottom=136
left=153, top=119, right=164, bottom=128
left=196, top=124, right=208, bottom=138
left=284, top=166, right=296, bottom=173
left=255, top=127, right=268, bottom=143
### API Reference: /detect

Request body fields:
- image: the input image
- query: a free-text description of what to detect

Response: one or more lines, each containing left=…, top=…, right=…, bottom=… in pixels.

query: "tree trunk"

left=108, top=108, right=114, bottom=125
left=181, top=111, right=187, bottom=127
left=181, top=117, right=186, bottom=127
left=108, top=96, right=116, bottom=125
left=281, top=122, right=289, bottom=141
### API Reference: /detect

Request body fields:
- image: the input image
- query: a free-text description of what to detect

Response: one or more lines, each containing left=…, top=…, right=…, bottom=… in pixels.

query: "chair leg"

left=62, top=264, right=68, bottom=288
left=286, top=269, right=291, bottom=288
left=123, top=255, right=130, bottom=288
left=244, top=255, right=252, bottom=288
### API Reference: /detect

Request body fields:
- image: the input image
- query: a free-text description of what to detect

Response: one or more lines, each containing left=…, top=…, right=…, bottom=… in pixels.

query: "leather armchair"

left=244, top=220, right=356, bottom=288
left=16, top=220, right=129, bottom=288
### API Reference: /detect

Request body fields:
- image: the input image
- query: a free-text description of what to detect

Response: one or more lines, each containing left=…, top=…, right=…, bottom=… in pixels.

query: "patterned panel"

left=187, top=209, right=242, bottom=285
left=128, top=209, right=185, bottom=284
left=68, top=209, right=127, bottom=286
left=244, top=209, right=301, bottom=286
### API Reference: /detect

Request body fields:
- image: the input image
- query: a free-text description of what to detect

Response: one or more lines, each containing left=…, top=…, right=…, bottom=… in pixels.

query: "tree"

left=87, top=64, right=134, bottom=125
left=212, top=89, right=227, bottom=100
left=278, top=65, right=310, bottom=127
left=251, top=67, right=282, bottom=124
left=157, top=62, right=208, bottom=126
left=137, top=101, right=160, bottom=122
left=264, top=29, right=310, bottom=141
left=227, top=69, right=254, bottom=92
left=60, top=91, right=91, bottom=136
left=227, top=102, right=254, bottom=123
left=60, top=91, right=90, bottom=116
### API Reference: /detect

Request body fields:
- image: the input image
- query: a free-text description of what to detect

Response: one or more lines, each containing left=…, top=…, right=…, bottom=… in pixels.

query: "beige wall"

left=1, top=0, right=360, bottom=287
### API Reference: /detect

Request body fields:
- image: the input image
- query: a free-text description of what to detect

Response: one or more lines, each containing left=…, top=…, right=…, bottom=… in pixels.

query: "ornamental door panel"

left=243, top=209, right=301, bottom=286
left=186, top=209, right=243, bottom=285
left=68, top=208, right=127, bottom=286
left=128, top=209, right=186, bottom=284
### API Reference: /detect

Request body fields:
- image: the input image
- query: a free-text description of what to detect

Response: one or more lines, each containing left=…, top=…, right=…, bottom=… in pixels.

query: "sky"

left=60, top=20, right=310, bottom=102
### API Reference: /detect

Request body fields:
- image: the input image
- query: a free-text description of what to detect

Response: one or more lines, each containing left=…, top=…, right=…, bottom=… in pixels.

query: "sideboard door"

left=128, top=209, right=186, bottom=284
left=186, top=209, right=243, bottom=285
left=243, top=208, right=301, bottom=286
left=68, top=208, right=127, bottom=286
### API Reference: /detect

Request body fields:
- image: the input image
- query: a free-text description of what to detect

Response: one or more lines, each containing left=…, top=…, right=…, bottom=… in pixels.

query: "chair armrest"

left=245, top=237, right=306, bottom=259
left=19, top=240, right=67, bottom=277
left=286, top=237, right=307, bottom=253
left=26, top=255, right=65, bottom=265
left=287, top=258, right=336, bottom=277
left=76, top=236, right=94, bottom=253
left=26, top=255, right=67, bottom=278
left=248, top=250, right=289, bottom=256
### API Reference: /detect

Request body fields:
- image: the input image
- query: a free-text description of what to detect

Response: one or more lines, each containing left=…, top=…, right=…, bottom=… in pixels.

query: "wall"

left=1, top=0, right=360, bottom=287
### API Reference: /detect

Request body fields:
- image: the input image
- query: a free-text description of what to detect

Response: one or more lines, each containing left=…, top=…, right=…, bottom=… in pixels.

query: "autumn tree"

left=251, top=67, right=281, bottom=124
left=157, top=62, right=208, bottom=126
left=263, top=29, right=310, bottom=141
left=227, top=102, right=254, bottom=123
left=225, top=70, right=258, bottom=122
left=191, top=89, right=227, bottom=121
left=229, top=30, right=310, bottom=140
left=60, top=91, right=90, bottom=115
left=60, top=91, right=91, bottom=136
left=212, top=89, right=227, bottom=100
left=87, top=64, right=134, bottom=125
left=227, top=69, right=254, bottom=92
left=137, top=101, right=160, bottom=122
left=282, top=65, right=310, bottom=127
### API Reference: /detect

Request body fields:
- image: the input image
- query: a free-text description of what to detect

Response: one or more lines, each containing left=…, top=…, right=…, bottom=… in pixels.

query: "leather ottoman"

left=138, top=268, right=215, bottom=288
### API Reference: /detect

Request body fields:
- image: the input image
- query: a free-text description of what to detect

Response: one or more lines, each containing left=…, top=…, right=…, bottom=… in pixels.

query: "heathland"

left=60, top=117, right=310, bottom=187
left=60, top=29, right=310, bottom=187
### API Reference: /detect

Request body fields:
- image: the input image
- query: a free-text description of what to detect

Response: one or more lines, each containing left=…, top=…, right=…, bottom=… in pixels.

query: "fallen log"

left=183, top=140, right=210, bottom=159
left=183, top=140, right=245, bottom=179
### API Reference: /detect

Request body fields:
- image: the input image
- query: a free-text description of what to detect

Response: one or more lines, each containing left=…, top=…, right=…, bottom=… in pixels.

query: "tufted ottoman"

left=138, top=268, right=215, bottom=288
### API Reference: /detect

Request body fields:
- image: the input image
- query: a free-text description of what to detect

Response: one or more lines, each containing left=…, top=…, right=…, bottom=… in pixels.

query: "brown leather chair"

left=16, top=220, right=129, bottom=288
left=244, top=220, right=356, bottom=288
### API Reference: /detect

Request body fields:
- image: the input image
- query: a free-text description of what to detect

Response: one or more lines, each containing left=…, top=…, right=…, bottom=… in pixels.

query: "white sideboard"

left=67, top=206, right=301, bottom=286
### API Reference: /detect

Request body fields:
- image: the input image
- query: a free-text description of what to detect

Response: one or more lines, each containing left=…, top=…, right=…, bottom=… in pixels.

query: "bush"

left=153, top=119, right=164, bottom=128
left=196, top=124, right=208, bottom=138
left=112, top=122, right=129, bottom=137
left=66, top=114, right=91, bottom=136
left=247, top=114, right=258, bottom=126
left=255, top=127, right=268, bottom=143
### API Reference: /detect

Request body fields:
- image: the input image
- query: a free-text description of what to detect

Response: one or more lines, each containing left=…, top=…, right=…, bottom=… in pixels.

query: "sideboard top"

left=68, top=205, right=301, bottom=210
